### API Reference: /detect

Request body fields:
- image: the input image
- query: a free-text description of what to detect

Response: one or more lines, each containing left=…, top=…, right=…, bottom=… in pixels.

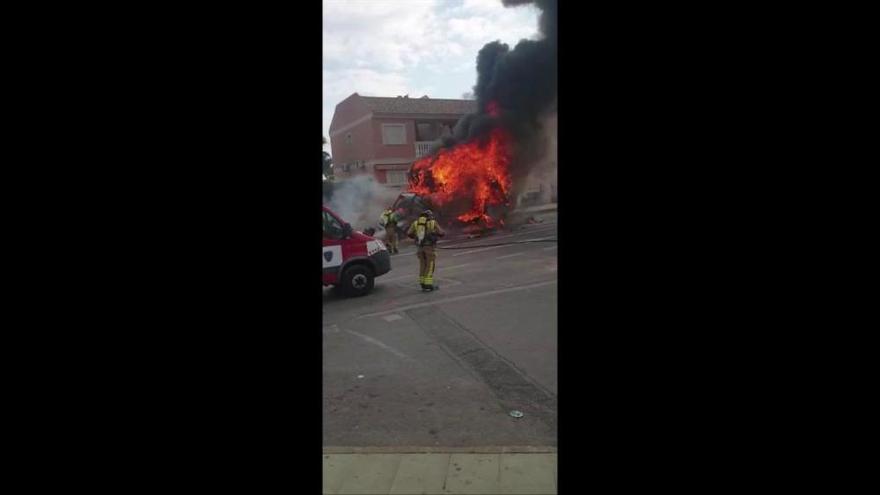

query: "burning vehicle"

left=391, top=0, right=557, bottom=235
left=370, top=0, right=557, bottom=239
left=388, top=126, right=515, bottom=236
left=409, top=126, right=513, bottom=229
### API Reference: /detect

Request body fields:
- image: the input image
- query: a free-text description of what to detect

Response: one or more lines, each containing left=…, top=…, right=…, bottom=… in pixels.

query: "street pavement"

left=323, top=210, right=557, bottom=449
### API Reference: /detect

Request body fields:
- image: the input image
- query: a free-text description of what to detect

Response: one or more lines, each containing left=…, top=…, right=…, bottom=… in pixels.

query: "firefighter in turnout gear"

left=379, top=207, right=401, bottom=254
left=407, top=209, right=445, bottom=291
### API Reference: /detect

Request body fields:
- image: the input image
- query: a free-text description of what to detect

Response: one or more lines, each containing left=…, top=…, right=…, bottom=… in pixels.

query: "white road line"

left=393, top=225, right=557, bottom=255
left=382, top=314, right=403, bottom=322
left=356, top=279, right=557, bottom=319
left=441, top=262, right=476, bottom=272
left=451, top=237, right=557, bottom=257
left=440, top=225, right=558, bottom=248
left=379, top=262, right=474, bottom=283
left=392, top=228, right=557, bottom=260
left=393, top=277, right=462, bottom=289
left=496, top=252, right=525, bottom=260
left=344, top=329, right=413, bottom=361
left=542, top=245, right=558, bottom=251
left=452, top=244, right=514, bottom=257
left=440, top=226, right=558, bottom=247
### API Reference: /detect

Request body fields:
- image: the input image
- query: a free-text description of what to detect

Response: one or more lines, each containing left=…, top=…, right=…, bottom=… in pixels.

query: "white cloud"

left=460, top=0, right=509, bottom=13
left=322, top=0, right=540, bottom=142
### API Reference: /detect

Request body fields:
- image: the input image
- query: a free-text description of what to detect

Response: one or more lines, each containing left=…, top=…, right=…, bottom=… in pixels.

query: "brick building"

left=328, top=93, right=476, bottom=188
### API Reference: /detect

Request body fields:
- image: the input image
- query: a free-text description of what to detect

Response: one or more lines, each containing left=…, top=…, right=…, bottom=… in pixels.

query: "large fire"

left=408, top=126, right=513, bottom=227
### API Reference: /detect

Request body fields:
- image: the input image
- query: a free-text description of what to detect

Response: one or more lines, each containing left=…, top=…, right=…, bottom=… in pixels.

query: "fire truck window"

left=323, top=211, right=344, bottom=239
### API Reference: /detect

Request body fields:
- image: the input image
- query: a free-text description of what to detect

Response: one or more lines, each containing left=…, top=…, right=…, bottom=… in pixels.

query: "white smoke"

left=514, top=111, right=557, bottom=207
left=323, top=174, right=401, bottom=233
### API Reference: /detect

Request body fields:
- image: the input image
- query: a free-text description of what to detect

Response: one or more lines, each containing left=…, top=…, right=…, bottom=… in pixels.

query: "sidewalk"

left=323, top=448, right=557, bottom=494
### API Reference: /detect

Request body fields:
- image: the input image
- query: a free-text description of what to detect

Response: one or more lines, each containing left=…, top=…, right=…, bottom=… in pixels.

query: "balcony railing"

left=415, top=141, right=437, bottom=158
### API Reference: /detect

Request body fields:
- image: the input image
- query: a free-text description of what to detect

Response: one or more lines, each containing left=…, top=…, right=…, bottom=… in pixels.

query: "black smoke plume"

left=438, top=0, right=558, bottom=196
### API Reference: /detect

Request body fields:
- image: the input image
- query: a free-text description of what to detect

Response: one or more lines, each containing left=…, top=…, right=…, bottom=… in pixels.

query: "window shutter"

left=382, top=125, right=406, bottom=145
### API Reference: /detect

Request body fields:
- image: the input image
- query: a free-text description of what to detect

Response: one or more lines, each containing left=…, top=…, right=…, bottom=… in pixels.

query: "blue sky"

left=323, top=0, right=541, bottom=152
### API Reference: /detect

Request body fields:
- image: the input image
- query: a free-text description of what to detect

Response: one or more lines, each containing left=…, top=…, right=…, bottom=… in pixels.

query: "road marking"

left=406, top=306, right=557, bottom=427
left=356, top=280, right=557, bottom=319
left=438, top=226, right=557, bottom=248
left=451, top=237, right=556, bottom=257
left=392, top=226, right=557, bottom=258
left=379, top=263, right=475, bottom=283
left=344, top=329, right=413, bottom=361
left=542, top=245, right=558, bottom=251
left=452, top=244, right=513, bottom=257
left=390, top=229, right=556, bottom=263
left=496, top=252, right=525, bottom=260
left=441, top=225, right=558, bottom=248
left=394, top=277, right=462, bottom=289
left=441, top=262, right=475, bottom=272
left=382, top=314, right=403, bottom=322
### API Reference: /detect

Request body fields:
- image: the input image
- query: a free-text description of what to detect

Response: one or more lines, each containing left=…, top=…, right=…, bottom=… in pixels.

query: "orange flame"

left=409, top=126, right=512, bottom=226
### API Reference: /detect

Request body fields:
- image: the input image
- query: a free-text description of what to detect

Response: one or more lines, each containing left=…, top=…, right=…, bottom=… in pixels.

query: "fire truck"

left=323, top=205, right=391, bottom=297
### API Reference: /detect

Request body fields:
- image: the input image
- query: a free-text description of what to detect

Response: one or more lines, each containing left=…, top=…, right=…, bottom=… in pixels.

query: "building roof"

left=359, top=96, right=477, bottom=116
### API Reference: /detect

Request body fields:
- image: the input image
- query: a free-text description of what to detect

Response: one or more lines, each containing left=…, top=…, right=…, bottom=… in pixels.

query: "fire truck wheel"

left=340, top=264, right=374, bottom=297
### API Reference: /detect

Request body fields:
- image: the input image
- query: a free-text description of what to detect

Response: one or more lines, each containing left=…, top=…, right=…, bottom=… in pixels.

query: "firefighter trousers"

left=417, top=245, right=436, bottom=286
left=385, top=225, right=398, bottom=253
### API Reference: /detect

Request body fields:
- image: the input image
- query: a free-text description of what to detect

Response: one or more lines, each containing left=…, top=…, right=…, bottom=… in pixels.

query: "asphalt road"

left=323, top=211, right=557, bottom=448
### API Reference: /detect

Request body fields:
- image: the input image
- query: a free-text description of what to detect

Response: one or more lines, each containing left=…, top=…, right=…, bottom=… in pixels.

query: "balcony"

left=415, top=141, right=437, bottom=159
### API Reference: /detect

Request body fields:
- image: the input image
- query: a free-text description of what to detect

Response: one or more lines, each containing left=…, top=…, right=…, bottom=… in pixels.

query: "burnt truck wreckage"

left=363, top=192, right=436, bottom=239
left=363, top=190, right=512, bottom=239
left=364, top=0, right=556, bottom=239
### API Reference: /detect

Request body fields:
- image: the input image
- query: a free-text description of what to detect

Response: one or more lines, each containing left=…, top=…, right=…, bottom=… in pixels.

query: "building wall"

left=372, top=117, right=417, bottom=160
left=329, top=118, right=374, bottom=178
left=330, top=96, right=470, bottom=185
left=329, top=95, right=375, bottom=179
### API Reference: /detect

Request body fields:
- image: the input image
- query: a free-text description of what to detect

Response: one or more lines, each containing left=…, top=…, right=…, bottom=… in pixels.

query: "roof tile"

left=360, top=96, right=477, bottom=115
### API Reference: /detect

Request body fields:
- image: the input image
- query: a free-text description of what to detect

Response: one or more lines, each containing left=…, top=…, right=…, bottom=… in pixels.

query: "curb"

left=323, top=446, right=557, bottom=454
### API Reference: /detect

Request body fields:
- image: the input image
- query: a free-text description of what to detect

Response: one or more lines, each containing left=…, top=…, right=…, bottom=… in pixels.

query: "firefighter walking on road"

left=407, top=209, right=445, bottom=291
left=379, top=207, right=402, bottom=254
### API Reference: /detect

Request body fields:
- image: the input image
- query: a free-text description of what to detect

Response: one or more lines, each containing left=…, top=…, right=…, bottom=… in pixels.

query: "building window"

left=381, top=124, right=407, bottom=145
left=386, top=170, right=408, bottom=185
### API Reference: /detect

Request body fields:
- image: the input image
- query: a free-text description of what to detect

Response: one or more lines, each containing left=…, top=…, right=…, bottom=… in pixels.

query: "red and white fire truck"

left=323, top=205, right=391, bottom=297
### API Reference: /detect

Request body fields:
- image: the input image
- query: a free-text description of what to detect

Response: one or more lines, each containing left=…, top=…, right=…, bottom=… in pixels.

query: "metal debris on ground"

left=509, top=410, right=524, bottom=418
left=527, top=216, right=544, bottom=224
left=357, top=375, right=364, bottom=379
